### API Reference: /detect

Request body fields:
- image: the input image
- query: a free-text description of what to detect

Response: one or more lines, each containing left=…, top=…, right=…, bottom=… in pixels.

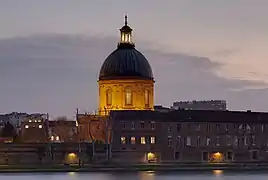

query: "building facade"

left=172, top=100, right=227, bottom=111
left=48, top=120, right=77, bottom=142
left=98, top=15, right=154, bottom=115
left=109, top=110, right=268, bottom=163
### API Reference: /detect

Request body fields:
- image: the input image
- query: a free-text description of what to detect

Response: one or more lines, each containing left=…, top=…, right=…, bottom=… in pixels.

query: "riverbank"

left=1, top=163, right=268, bottom=173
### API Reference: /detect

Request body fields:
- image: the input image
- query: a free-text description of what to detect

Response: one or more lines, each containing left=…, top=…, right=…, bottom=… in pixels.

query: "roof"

left=99, top=47, right=154, bottom=81
left=110, top=110, right=268, bottom=123
left=48, top=120, right=76, bottom=127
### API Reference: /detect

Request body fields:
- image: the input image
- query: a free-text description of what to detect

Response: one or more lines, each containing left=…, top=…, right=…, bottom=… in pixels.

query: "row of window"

left=106, top=88, right=150, bottom=106
left=25, top=124, right=43, bottom=129
left=175, top=123, right=263, bottom=132
left=121, top=121, right=155, bottom=129
left=168, top=135, right=258, bottom=147
left=120, top=122, right=267, bottom=133
left=120, top=136, right=156, bottom=145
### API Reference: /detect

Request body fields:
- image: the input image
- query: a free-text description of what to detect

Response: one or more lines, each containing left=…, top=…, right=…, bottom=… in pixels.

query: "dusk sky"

left=1, top=0, right=268, bottom=119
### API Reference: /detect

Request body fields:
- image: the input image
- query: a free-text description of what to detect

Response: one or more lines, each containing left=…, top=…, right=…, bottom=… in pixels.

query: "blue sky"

left=0, top=0, right=268, bottom=118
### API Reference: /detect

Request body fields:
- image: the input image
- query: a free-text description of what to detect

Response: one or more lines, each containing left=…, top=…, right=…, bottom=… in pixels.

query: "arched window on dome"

left=106, top=89, right=112, bottom=106
left=125, top=87, right=132, bottom=105
left=145, top=89, right=149, bottom=106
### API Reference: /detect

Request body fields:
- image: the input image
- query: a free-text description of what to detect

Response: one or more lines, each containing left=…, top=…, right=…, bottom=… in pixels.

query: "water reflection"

left=213, top=170, right=223, bottom=176
left=139, top=171, right=155, bottom=180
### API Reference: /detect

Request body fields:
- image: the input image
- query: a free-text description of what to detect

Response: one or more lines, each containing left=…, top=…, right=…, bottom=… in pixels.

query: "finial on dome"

left=124, top=14, right=128, bottom=26
left=118, top=14, right=135, bottom=48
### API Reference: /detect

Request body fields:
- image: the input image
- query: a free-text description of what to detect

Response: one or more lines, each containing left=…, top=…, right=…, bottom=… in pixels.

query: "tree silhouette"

left=0, top=121, right=17, bottom=139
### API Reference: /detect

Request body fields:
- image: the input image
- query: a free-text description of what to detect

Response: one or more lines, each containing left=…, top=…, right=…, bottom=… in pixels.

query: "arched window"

left=125, top=88, right=132, bottom=105
left=106, top=89, right=112, bottom=106
left=145, top=89, right=149, bottom=106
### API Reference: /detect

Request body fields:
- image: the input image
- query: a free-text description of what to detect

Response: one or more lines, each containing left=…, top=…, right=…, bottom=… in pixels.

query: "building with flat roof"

left=172, top=100, right=227, bottom=111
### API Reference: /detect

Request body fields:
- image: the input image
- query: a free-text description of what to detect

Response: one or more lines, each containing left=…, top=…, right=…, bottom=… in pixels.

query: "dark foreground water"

left=1, top=171, right=268, bottom=180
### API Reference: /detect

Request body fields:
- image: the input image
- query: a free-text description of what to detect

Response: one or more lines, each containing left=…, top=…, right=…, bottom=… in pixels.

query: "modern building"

left=20, top=116, right=49, bottom=143
left=98, top=15, right=154, bottom=115
left=172, top=100, right=227, bottom=111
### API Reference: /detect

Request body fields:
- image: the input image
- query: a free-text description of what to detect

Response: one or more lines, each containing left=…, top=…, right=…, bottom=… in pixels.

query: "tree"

left=0, top=121, right=17, bottom=140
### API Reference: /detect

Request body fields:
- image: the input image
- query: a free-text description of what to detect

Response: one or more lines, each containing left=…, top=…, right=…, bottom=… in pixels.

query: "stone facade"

left=98, top=79, right=154, bottom=115
left=48, top=120, right=77, bottom=142
left=109, top=110, right=268, bottom=163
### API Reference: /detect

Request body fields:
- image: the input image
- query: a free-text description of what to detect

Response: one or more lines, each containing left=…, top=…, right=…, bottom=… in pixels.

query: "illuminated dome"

left=99, top=15, right=154, bottom=81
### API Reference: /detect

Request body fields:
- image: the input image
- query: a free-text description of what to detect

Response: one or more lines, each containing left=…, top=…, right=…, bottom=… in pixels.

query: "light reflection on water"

left=1, top=170, right=268, bottom=180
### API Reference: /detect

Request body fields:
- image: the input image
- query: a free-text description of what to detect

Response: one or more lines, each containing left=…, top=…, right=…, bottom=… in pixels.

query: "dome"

left=99, top=46, right=154, bottom=81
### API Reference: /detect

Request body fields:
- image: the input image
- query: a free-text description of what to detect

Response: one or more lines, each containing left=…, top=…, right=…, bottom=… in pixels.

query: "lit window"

left=106, top=89, right=112, bottom=106
left=121, top=137, right=126, bottom=144
left=131, top=137, right=136, bottom=144
left=29, top=120, right=32, bottom=122
left=125, top=88, right=132, bottom=105
left=25, top=125, right=29, bottom=129
left=56, top=136, right=60, bottom=141
left=51, top=136, right=54, bottom=141
left=34, top=120, right=37, bottom=122
left=38, top=120, right=41, bottom=122
left=38, top=125, right=42, bottom=128
left=150, top=136, right=155, bottom=144
left=145, top=89, right=149, bottom=106
left=140, top=137, right=146, bottom=144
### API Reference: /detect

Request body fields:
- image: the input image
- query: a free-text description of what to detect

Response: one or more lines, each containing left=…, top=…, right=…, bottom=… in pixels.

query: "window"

left=197, top=136, right=200, bottom=146
left=131, top=122, right=135, bottom=129
left=207, top=124, right=210, bottom=132
left=176, top=136, right=181, bottom=147
left=167, top=127, right=171, bottom=133
left=121, top=137, right=126, bottom=144
left=233, top=136, right=238, bottom=146
left=252, top=135, right=256, bottom=146
left=216, top=136, right=220, bottom=146
left=38, top=125, right=42, bottom=128
left=227, top=152, right=233, bottom=161
left=125, top=88, right=132, bottom=105
left=141, top=137, right=146, bottom=144
left=216, top=124, right=220, bottom=132
left=252, top=150, right=258, bottom=160
left=51, top=136, right=54, bottom=141
left=25, top=125, right=29, bottom=129
left=121, top=121, right=126, bottom=129
left=106, top=89, right=112, bottom=106
left=140, top=122, right=145, bottom=128
left=202, top=152, right=209, bottom=161
left=55, top=136, right=60, bottom=141
left=177, top=124, right=181, bottom=132
left=244, top=136, right=248, bottom=146
left=131, top=137, right=136, bottom=144
left=206, top=137, right=211, bottom=146
left=145, top=89, right=149, bottom=106
left=225, top=124, right=229, bottom=132
left=174, top=152, right=180, bottom=160
left=150, top=121, right=155, bottom=129
left=168, top=136, right=172, bottom=147
left=186, top=136, right=191, bottom=146
left=227, top=135, right=231, bottom=146
left=196, top=124, right=201, bottom=131
left=262, top=124, right=265, bottom=132
left=150, top=136, right=155, bottom=144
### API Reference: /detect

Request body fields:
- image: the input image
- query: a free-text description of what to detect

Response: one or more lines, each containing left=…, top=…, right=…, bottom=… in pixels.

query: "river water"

left=1, top=171, right=268, bottom=180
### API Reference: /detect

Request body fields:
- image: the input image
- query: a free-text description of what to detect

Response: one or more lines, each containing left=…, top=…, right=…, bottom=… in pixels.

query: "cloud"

left=0, top=34, right=267, bottom=118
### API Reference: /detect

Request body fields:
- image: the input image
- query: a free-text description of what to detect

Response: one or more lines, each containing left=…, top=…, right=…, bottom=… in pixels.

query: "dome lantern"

left=118, top=15, right=135, bottom=48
